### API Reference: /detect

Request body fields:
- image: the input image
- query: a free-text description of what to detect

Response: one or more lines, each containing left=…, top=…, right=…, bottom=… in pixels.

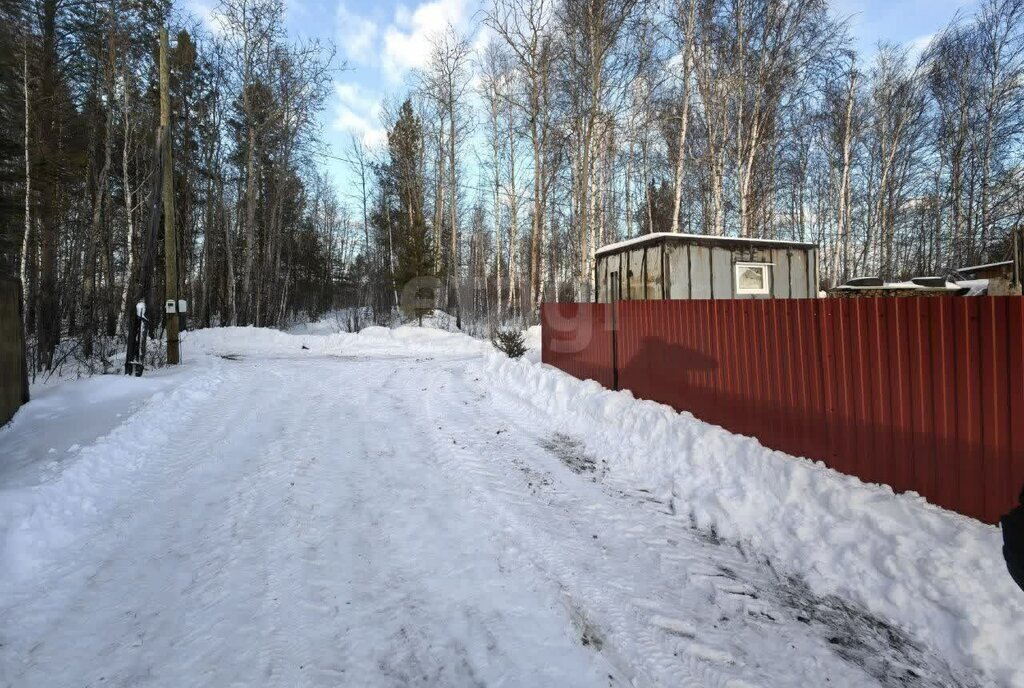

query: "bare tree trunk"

left=579, top=124, right=595, bottom=297
left=20, top=35, right=31, bottom=314
left=493, top=152, right=502, bottom=322
left=507, top=138, right=519, bottom=317
left=670, top=0, right=695, bottom=234
left=529, top=126, right=543, bottom=319
left=448, top=94, right=461, bottom=328
left=584, top=124, right=598, bottom=294
left=85, top=7, right=117, bottom=357
left=434, top=135, right=444, bottom=275
left=242, top=124, right=257, bottom=323
left=640, top=129, right=652, bottom=234
left=36, top=0, right=60, bottom=370
left=119, top=83, right=136, bottom=332
left=353, top=136, right=370, bottom=253
left=839, top=66, right=856, bottom=283
left=383, top=197, right=399, bottom=311
left=200, top=171, right=214, bottom=327
left=84, top=92, right=113, bottom=358
left=598, top=126, right=608, bottom=243
left=710, top=143, right=725, bottom=234
left=624, top=136, right=633, bottom=236
left=223, top=175, right=237, bottom=325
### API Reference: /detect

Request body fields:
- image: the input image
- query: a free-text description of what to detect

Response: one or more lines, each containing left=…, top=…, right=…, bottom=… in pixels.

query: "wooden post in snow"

left=160, top=27, right=180, bottom=365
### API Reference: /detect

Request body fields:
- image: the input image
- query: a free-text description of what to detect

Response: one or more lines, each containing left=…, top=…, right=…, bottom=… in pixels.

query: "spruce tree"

left=372, top=99, right=435, bottom=318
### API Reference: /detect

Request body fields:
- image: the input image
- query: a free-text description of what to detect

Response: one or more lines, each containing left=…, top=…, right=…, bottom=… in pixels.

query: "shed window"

left=735, top=263, right=770, bottom=295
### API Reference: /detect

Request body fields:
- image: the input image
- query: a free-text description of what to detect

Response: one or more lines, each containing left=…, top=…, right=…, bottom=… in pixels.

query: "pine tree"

left=373, top=99, right=435, bottom=317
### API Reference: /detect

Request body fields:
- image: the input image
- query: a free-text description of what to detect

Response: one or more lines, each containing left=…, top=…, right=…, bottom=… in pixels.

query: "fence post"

left=1014, top=226, right=1023, bottom=294
left=610, top=280, right=620, bottom=391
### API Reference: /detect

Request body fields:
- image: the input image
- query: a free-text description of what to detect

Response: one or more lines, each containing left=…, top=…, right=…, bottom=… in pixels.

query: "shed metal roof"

left=957, top=260, right=1013, bottom=272
left=594, top=232, right=817, bottom=256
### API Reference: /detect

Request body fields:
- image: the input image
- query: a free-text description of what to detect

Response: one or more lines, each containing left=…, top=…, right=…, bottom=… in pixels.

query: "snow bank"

left=0, top=368, right=223, bottom=580
left=182, top=324, right=490, bottom=359
left=522, top=325, right=542, bottom=363
left=482, top=352, right=1024, bottom=687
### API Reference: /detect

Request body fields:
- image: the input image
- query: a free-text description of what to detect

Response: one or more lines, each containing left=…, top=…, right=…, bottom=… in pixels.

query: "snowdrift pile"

left=185, top=323, right=491, bottom=359
left=484, top=337, right=1023, bottom=687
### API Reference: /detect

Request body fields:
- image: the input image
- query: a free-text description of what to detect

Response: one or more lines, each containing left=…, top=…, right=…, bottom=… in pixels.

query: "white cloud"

left=906, top=32, right=936, bottom=62
left=470, top=21, right=491, bottom=55
left=331, top=81, right=387, bottom=148
left=336, top=3, right=380, bottom=65
left=381, top=0, right=473, bottom=81
left=185, top=0, right=227, bottom=35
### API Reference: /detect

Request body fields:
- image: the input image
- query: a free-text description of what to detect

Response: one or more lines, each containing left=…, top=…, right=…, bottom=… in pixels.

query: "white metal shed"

left=594, top=233, right=820, bottom=303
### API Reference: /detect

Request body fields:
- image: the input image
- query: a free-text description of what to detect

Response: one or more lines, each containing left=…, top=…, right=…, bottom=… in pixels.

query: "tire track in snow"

left=211, top=356, right=612, bottom=688
left=0, top=358, right=284, bottom=686
left=365, top=362, right=608, bottom=687
left=470, top=361, right=984, bottom=688
left=378, top=363, right=741, bottom=688
left=383, top=358, right=975, bottom=688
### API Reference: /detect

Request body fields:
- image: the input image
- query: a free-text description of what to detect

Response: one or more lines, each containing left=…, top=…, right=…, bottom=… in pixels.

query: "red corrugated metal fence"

left=541, top=297, right=1024, bottom=524
left=541, top=303, right=616, bottom=389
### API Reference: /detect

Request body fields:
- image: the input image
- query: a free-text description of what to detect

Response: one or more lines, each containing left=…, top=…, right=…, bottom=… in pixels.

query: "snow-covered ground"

left=1, top=323, right=1020, bottom=687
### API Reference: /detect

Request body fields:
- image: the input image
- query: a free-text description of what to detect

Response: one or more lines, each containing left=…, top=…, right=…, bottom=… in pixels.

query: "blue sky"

left=188, top=0, right=980, bottom=198
left=831, top=0, right=979, bottom=54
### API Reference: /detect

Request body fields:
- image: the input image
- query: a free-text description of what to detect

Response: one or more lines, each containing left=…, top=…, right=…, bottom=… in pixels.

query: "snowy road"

left=0, top=327, right=1015, bottom=687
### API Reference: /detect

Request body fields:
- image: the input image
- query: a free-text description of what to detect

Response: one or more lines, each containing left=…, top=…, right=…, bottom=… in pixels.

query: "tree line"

left=362, top=0, right=1024, bottom=328
left=0, top=0, right=343, bottom=374
left=2, top=0, right=1024, bottom=372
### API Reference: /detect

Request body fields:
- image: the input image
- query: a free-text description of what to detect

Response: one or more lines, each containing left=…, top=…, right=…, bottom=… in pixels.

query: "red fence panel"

left=540, top=303, right=614, bottom=389
left=541, top=296, right=1024, bottom=524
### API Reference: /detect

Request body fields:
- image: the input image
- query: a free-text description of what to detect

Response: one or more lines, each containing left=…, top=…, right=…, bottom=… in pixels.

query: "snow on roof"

left=595, top=232, right=817, bottom=256
left=832, top=280, right=963, bottom=292
left=956, top=279, right=990, bottom=296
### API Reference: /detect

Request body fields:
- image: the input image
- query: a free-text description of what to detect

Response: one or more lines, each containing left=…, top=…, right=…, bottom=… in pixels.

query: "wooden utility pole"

left=160, top=27, right=180, bottom=364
